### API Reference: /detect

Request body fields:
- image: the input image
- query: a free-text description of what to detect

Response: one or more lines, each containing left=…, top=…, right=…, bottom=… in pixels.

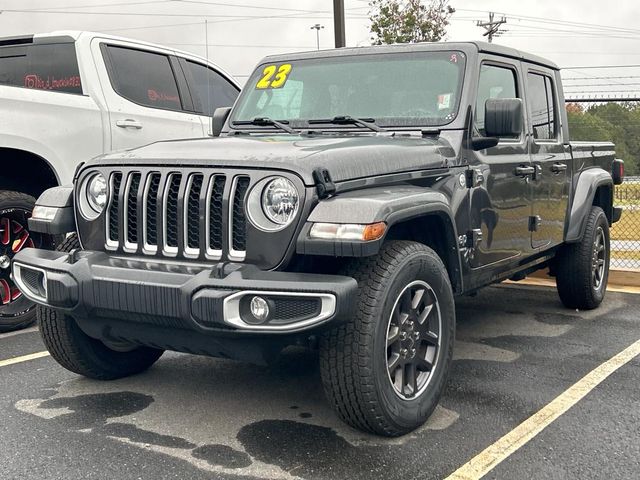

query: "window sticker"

left=438, top=93, right=452, bottom=110
left=147, top=89, right=180, bottom=104
left=24, top=74, right=81, bottom=91
left=256, top=64, right=292, bottom=89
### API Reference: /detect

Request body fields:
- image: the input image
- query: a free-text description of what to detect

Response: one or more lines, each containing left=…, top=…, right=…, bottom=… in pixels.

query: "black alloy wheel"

left=385, top=280, right=442, bottom=400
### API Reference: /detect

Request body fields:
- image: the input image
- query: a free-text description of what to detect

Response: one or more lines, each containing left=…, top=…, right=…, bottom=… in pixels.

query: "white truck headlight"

left=261, top=177, right=299, bottom=226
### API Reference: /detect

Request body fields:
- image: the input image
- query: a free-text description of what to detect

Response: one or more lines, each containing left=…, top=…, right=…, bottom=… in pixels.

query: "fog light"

left=250, top=296, right=270, bottom=322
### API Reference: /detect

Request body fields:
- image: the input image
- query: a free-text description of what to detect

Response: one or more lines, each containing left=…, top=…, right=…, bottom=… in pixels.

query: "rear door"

left=93, top=41, right=204, bottom=151
left=524, top=67, right=570, bottom=249
left=468, top=58, right=533, bottom=268
left=178, top=58, right=240, bottom=136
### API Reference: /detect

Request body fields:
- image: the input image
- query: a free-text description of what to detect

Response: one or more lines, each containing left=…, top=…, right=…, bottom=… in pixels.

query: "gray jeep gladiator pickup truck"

left=13, top=41, right=624, bottom=436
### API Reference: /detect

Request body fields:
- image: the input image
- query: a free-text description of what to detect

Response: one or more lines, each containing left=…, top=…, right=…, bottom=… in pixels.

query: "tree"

left=567, top=102, right=640, bottom=175
left=369, top=0, right=455, bottom=45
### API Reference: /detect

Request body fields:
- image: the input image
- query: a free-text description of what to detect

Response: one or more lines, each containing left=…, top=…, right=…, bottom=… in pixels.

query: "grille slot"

left=185, top=174, right=203, bottom=254
left=230, top=176, right=250, bottom=259
left=144, top=173, right=161, bottom=250
left=163, top=173, right=182, bottom=253
left=125, top=172, right=141, bottom=249
left=207, top=175, right=226, bottom=256
left=107, top=172, right=123, bottom=246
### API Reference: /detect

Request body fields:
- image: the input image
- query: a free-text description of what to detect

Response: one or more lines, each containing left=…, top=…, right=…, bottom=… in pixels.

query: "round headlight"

left=86, top=173, right=108, bottom=213
left=261, top=177, right=299, bottom=226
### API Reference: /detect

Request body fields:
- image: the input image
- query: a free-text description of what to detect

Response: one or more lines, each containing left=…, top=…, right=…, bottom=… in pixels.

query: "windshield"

left=231, top=50, right=466, bottom=129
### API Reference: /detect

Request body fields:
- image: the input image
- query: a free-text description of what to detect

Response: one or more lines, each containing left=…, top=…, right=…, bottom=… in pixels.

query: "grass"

left=614, top=182, right=640, bottom=206
left=611, top=208, right=640, bottom=241
left=611, top=250, right=640, bottom=261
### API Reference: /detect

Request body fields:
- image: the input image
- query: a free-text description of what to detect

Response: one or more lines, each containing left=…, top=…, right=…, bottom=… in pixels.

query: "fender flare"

left=296, top=186, right=462, bottom=290
left=565, top=168, right=613, bottom=243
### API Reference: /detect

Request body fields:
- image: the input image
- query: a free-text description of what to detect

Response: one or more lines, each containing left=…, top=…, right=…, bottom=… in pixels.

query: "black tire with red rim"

left=0, top=190, right=54, bottom=332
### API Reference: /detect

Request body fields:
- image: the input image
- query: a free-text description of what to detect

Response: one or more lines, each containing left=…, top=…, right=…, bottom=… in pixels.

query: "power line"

left=563, top=83, right=640, bottom=87
left=171, top=0, right=334, bottom=13
left=565, top=65, right=640, bottom=70
left=563, top=76, right=640, bottom=80
left=458, top=8, right=640, bottom=37
left=0, top=8, right=367, bottom=19
left=164, top=42, right=316, bottom=48
left=11, top=0, right=172, bottom=11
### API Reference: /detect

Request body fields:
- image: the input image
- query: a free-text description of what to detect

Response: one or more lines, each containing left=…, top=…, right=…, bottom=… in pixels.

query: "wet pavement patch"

left=40, top=391, right=154, bottom=428
left=237, top=419, right=405, bottom=478
left=191, top=444, right=252, bottom=469
left=100, top=422, right=196, bottom=449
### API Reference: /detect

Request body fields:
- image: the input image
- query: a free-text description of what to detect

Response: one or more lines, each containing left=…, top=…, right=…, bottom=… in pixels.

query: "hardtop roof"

left=260, top=41, right=559, bottom=71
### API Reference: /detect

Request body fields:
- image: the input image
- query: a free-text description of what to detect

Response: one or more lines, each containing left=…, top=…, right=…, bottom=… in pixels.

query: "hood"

left=91, top=134, right=458, bottom=185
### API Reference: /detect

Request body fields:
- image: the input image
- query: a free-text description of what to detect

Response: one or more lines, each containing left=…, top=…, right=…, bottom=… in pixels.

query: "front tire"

left=320, top=241, right=455, bottom=437
left=38, top=234, right=164, bottom=380
left=0, top=190, right=55, bottom=332
left=555, top=206, right=610, bottom=310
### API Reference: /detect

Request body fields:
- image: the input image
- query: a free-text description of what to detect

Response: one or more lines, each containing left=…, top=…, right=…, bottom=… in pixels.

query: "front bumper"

left=12, top=248, right=357, bottom=360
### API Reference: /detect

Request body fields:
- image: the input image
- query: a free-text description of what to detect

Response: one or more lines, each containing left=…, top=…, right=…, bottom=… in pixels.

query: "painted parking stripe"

left=0, top=351, right=50, bottom=368
left=446, top=338, right=640, bottom=480
left=0, top=326, right=39, bottom=340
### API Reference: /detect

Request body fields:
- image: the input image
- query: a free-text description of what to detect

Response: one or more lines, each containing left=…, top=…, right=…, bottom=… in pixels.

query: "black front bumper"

left=13, top=248, right=357, bottom=362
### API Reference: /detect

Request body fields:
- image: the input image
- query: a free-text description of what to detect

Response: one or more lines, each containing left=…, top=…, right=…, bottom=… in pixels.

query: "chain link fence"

left=611, top=177, right=640, bottom=270
left=566, top=101, right=640, bottom=270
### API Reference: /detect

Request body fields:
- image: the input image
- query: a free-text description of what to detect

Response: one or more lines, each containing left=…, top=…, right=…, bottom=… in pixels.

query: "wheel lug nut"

left=400, top=332, right=407, bottom=340
left=400, top=348, right=408, bottom=357
left=410, top=348, right=416, bottom=357
left=413, top=331, right=420, bottom=340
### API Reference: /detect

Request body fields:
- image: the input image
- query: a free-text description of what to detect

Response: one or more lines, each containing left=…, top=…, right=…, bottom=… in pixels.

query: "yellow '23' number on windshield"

left=256, top=64, right=292, bottom=89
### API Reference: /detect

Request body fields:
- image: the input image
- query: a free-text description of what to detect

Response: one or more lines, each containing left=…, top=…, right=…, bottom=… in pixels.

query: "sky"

left=1, top=0, right=640, bottom=98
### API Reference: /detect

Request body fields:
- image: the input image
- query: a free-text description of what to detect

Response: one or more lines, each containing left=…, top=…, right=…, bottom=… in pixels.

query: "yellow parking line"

left=446, top=338, right=640, bottom=480
left=0, top=351, right=50, bottom=368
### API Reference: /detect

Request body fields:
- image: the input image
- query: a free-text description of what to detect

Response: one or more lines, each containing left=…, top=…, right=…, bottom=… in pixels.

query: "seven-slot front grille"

left=105, top=171, right=250, bottom=261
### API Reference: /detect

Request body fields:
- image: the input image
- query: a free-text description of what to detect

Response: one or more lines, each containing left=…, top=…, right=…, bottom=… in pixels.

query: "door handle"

left=116, top=119, right=143, bottom=129
left=551, top=163, right=568, bottom=173
left=515, top=166, right=535, bottom=177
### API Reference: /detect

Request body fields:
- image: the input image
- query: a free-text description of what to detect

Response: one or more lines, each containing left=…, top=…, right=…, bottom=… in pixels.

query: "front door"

left=92, top=40, right=204, bottom=152
left=469, top=59, right=533, bottom=269
left=524, top=67, right=571, bottom=249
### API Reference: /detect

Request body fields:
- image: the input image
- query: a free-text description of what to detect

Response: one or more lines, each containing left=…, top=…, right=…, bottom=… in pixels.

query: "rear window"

left=105, top=45, right=182, bottom=111
left=0, top=42, right=82, bottom=94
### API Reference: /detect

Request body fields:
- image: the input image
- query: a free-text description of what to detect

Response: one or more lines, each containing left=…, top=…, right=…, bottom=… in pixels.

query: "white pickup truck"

left=0, top=30, right=240, bottom=331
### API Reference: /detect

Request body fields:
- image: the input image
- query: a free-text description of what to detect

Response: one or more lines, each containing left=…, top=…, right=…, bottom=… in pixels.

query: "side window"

left=527, top=73, right=557, bottom=140
left=0, top=43, right=82, bottom=94
left=105, top=46, right=182, bottom=111
left=475, top=64, right=519, bottom=138
left=184, top=61, right=239, bottom=116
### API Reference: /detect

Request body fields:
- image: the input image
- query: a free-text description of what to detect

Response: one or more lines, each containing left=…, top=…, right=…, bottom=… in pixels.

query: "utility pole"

left=333, top=0, right=346, bottom=48
left=310, top=24, right=324, bottom=50
left=476, top=12, right=506, bottom=43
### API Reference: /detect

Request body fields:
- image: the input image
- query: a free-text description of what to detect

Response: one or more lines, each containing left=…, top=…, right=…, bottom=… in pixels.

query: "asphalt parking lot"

left=1, top=284, right=639, bottom=480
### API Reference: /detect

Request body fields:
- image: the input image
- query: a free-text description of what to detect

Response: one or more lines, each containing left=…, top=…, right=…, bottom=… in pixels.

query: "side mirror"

left=484, top=98, right=523, bottom=138
left=212, top=107, right=232, bottom=137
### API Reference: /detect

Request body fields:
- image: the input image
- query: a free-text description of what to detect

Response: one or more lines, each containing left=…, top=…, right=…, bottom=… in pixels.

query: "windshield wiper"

left=307, top=115, right=386, bottom=132
left=231, top=117, right=297, bottom=135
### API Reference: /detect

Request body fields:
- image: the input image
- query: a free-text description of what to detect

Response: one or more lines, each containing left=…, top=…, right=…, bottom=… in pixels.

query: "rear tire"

left=38, top=234, right=164, bottom=380
left=0, top=190, right=55, bottom=333
left=555, top=206, right=610, bottom=310
left=320, top=241, right=455, bottom=437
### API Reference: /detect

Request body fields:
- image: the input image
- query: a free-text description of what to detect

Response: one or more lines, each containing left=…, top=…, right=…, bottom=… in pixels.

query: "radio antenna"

left=205, top=19, right=212, bottom=136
